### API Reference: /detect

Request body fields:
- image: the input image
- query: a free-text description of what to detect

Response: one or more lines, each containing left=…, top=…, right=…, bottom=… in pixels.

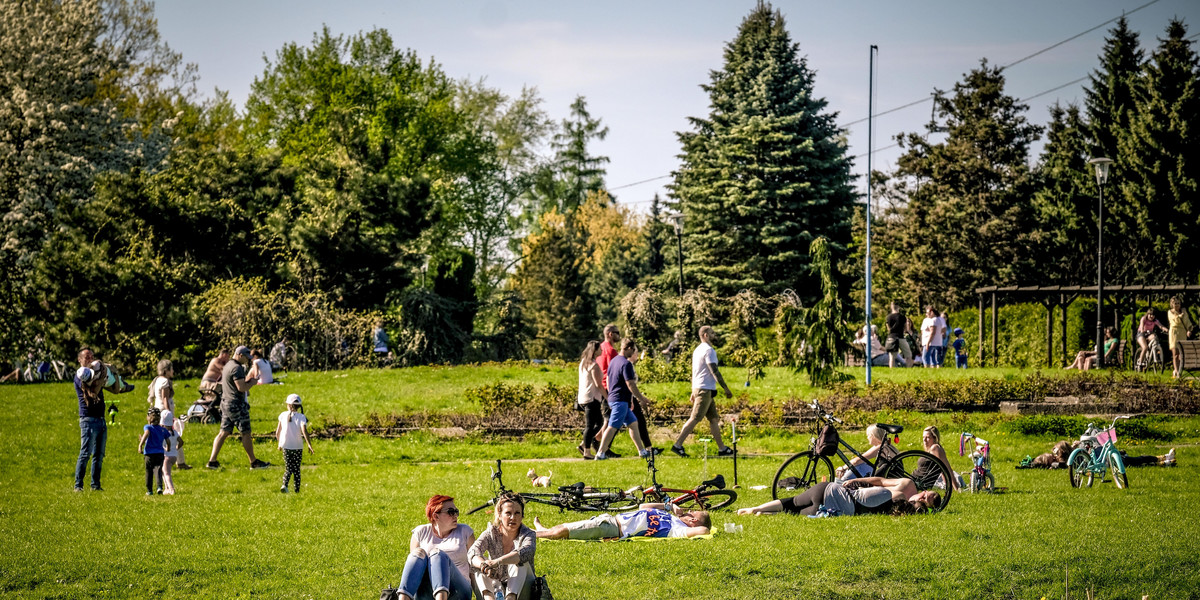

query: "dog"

left=527, top=468, right=552, bottom=488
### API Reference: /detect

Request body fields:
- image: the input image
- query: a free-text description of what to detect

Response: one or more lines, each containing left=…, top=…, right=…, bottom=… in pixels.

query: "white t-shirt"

left=253, top=358, right=274, bottom=384
left=577, top=362, right=601, bottom=404
left=614, top=509, right=690, bottom=538
left=150, top=376, right=174, bottom=413
left=920, top=317, right=944, bottom=348
left=410, top=523, right=475, bottom=580
left=277, top=411, right=309, bottom=450
left=163, top=428, right=180, bottom=458
left=691, top=342, right=719, bottom=390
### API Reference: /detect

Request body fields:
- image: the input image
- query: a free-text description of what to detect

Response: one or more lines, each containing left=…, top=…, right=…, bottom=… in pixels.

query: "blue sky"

left=155, top=0, right=1198, bottom=209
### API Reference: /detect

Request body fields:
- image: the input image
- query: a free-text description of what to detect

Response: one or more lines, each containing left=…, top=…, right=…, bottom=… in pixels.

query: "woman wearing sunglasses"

left=398, top=495, right=476, bottom=600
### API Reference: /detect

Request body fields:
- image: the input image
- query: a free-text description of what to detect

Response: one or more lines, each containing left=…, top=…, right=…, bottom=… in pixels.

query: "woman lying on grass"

left=736, top=479, right=939, bottom=517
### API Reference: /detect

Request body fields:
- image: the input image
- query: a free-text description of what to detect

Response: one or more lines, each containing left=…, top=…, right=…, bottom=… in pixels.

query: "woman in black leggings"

left=737, top=480, right=938, bottom=516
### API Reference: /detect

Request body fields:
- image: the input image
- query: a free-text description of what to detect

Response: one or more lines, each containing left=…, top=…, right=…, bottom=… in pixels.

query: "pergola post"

left=991, top=292, right=998, bottom=368
left=1060, top=296, right=1068, bottom=367
left=978, top=294, right=985, bottom=366
left=1045, top=299, right=1054, bottom=369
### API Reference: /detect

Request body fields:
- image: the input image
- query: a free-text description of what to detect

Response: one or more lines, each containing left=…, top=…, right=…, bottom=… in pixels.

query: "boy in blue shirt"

left=952, top=328, right=968, bottom=369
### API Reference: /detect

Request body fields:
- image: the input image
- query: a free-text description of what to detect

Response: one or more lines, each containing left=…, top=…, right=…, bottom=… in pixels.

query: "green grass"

left=2, top=372, right=1199, bottom=599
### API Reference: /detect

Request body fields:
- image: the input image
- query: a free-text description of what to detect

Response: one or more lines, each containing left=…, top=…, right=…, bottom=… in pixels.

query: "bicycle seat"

left=877, top=423, right=903, bottom=435
left=558, top=482, right=586, bottom=493
left=701, top=474, right=726, bottom=490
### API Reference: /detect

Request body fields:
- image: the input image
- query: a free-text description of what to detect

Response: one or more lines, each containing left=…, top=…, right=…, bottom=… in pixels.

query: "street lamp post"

left=1089, top=157, right=1113, bottom=367
left=669, top=213, right=685, bottom=296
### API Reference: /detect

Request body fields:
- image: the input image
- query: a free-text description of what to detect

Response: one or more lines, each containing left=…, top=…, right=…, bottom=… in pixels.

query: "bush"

left=1001, top=415, right=1174, bottom=442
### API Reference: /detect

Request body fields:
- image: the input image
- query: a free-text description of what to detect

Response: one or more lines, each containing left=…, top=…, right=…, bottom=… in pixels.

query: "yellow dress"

left=1167, top=309, right=1195, bottom=350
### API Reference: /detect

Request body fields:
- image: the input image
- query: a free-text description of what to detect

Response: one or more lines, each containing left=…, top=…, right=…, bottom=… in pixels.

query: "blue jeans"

left=75, top=417, right=107, bottom=489
left=398, top=550, right=472, bottom=600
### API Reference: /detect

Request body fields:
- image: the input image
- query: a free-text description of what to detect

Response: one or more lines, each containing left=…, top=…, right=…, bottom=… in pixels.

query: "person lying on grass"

left=533, top=502, right=711, bottom=540
left=736, top=479, right=939, bottom=517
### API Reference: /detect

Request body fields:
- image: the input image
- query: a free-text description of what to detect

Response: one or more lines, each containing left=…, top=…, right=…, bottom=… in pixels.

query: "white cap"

left=286, top=394, right=302, bottom=405
left=160, top=410, right=174, bottom=425
left=76, top=367, right=95, bottom=382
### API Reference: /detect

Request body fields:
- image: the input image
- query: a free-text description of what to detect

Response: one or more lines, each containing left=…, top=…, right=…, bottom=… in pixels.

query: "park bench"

left=1107, top=339, right=1130, bottom=370
left=844, top=350, right=865, bottom=367
left=1178, top=339, right=1200, bottom=378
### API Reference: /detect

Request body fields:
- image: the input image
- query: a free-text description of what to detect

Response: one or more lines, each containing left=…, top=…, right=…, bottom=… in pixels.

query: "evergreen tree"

left=511, top=210, right=593, bottom=358
left=671, top=2, right=856, bottom=299
left=647, top=193, right=668, bottom=279
left=1031, top=103, right=1097, bottom=284
left=1085, top=17, right=1144, bottom=164
left=553, top=95, right=610, bottom=211
left=880, top=60, right=1042, bottom=309
left=1115, top=19, right=1200, bottom=284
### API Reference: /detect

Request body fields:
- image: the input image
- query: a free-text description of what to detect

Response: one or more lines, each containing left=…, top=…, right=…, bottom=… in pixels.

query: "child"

left=77, top=360, right=135, bottom=403
left=273, top=394, right=313, bottom=493
left=160, top=410, right=182, bottom=495
left=952, top=327, right=968, bottom=369
left=137, top=407, right=171, bottom=495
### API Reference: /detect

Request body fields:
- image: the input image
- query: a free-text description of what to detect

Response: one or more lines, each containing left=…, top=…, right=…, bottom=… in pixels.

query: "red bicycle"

left=629, top=452, right=738, bottom=510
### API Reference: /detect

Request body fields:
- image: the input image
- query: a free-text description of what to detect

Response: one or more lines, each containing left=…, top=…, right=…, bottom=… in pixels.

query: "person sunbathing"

left=737, top=479, right=938, bottom=517
left=533, top=502, right=710, bottom=540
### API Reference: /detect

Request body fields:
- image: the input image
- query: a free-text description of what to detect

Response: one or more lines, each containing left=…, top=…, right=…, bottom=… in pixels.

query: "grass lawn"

left=2, top=370, right=1198, bottom=599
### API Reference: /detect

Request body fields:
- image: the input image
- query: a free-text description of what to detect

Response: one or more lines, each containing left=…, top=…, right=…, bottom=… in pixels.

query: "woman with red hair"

left=397, top=495, right=475, bottom=600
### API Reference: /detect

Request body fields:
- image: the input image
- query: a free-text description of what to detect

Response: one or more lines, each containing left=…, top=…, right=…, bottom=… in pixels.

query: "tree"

left=793, top=237, right=850, bottom=387
left=244, top=27, right=457, bottom=309
left=878, top=60, right=1042, bottom=308
left=576, top=191, right=648, bottom=328
left=671, top=2, right=856, bottom=299
left=1030, top=103, right=1097, bottom=284
left=523, top=95, right=610, bottom=220
left=511, top=210, right=593, bottom=358
left=1085, top=17, right=1144, bottom=166
left=646, top=193, right=670, bottom=280
left=1114, top=19, right=1200, bottom=284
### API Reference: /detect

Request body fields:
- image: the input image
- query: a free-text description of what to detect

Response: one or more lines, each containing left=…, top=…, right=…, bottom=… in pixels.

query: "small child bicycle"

left=958, top=432, right=994, bottom=493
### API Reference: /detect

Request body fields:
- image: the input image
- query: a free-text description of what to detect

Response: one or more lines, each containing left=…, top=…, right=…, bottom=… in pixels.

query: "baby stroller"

left=959, top=432, right=995, bottom=493
left=183, top=381, right=222, bottom=424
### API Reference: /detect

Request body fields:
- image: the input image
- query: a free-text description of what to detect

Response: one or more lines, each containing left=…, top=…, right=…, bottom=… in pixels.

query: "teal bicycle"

left=1067, top=415, right=1132, bottom=489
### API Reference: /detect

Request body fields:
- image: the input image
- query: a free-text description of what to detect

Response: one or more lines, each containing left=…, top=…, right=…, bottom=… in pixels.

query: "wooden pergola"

left=974, top=284, right=1200, bottom=367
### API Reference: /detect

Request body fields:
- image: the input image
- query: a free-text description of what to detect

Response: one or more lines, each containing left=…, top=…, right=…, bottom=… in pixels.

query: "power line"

left=608, top=174, right=671, bottom=191
left=841, top=0, right=1162, bottom=128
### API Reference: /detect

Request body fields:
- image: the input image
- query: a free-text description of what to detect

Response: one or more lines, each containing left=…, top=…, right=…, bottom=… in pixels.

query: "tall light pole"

left=865, top=44, right=878, bottom=386
left=1089, top=157, right=1113, bottom=366
left=669, top=212, right=685, bottom=296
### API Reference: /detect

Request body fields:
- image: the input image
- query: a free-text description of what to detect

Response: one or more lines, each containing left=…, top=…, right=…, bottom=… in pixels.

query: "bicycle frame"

left=634, top=453, right=735, bottom=510
left=810, top=401, right=897, bottom=478
left=1067, top=416, right=1131, bottom=487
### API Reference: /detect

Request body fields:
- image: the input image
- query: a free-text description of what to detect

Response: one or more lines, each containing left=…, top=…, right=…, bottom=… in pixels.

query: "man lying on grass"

left=533, top=503, right=711, bottom=540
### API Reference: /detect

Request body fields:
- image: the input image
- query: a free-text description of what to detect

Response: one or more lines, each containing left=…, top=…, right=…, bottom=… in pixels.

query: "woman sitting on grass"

left=835, top=424, right=885, bottom=482
left=397, top=495, right=475, bottom=600
left=469, top=493, right=536, bottom=600
left=917, top=425, right=961, bottom=491
left=737, top=479, right=939, bottom=517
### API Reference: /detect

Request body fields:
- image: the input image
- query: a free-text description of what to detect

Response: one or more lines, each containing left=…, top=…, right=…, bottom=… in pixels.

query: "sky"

left=154, top=0, right=1199, bottom=210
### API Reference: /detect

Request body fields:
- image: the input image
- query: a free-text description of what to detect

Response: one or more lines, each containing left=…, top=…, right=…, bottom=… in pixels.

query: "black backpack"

left=815, top=425, right=839, bottom=457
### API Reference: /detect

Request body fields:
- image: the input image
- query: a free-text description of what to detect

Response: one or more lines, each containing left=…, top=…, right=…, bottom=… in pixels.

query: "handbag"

left=379, top=584, right=398, bottom=600
left=531, top=575, right=554, bottom=600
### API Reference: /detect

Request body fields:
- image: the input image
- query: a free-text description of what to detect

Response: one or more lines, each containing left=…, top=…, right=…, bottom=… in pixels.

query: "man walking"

left=73, top=348, right=106, bottom=491
left=207, top=346, right=271, bottom=469
left=671, top=326, right=734, bottom=458
left=595, top=339, right=653, bottom=460
left=884, top=302, right=914, bottom=368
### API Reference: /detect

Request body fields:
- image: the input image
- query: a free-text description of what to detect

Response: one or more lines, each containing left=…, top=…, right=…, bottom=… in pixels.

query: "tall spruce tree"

left=1085, top=17, right=1144, bottom=164
left=1115, top=19, right=1200, bottom=283
left=1031, top=103, right=1096, bottom=284
left=671, top=2, right=855, bottom=299
left=881, top=60, right=1041, bottom=308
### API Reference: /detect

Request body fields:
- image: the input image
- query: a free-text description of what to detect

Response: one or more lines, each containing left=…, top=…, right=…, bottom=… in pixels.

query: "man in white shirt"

left=671, top=326, right=734, bottom=458
left=920, top=305, right=944, bottom=368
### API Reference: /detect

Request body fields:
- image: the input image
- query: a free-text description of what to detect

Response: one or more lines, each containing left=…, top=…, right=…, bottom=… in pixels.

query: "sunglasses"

left=439, top=508, right=460, bottom=517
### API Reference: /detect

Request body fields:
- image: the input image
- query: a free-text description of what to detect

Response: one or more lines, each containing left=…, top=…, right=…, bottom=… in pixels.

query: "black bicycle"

left=771, top=400, right=953, bottom=512
left=466, top=460, right=640, bottom=515
left=629, top=452, right=738, bottom=511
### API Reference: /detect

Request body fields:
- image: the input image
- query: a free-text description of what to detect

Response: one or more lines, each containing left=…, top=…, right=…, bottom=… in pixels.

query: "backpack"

left=815, top=425, right=839, bottom=457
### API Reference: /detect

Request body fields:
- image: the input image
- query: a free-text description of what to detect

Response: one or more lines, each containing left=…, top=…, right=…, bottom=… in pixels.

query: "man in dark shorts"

left=595, top=338, right=652, bottom=460
left=207, top=346, right=270, bottom=469
left=884, top=302, right=913, bottom=368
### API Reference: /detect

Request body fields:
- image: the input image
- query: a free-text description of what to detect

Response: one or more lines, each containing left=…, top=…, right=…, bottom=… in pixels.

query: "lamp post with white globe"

left=1089, top=156, right=1113, bottom=367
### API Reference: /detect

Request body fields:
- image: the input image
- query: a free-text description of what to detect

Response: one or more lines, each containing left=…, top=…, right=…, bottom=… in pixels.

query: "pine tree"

left=1115, top=19, right=1200, bottom=284
left=1085, top=17, right=1144, bottom=164
left=1031, top=103, right=1097, bottom=284
left=671, top=2, right=855, bottom=299
left=554, top=96, right=610, bottom=210
left=881, top=60, right=1042, bottom=308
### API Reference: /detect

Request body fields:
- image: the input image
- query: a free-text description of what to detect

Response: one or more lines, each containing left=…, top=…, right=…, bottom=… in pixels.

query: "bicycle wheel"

left=672, top=489, right=738, bottom=511
left=771, top=451, right=834, bottom=500
left=876, top=450, right=953, bottom=512
left=1068, top=452, right=1092, bottom=488
left=1108, top=453, right=1129, bottom=489
left=979, top=472, right=995, bottom=493
left=583, top=493, right=640, bottom=513
left=1149, top=346, right=1164, bottom=376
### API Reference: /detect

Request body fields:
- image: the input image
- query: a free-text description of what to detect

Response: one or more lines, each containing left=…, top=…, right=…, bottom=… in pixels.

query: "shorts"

left=689, top=389, right=719, bottom=422
left=884, top=336, right=912, bottom=359
left=220, top=399, right=251, bottom=434
left=564, top=514, right=621, bottom=540
left=607, top=401, right=637, bottom=430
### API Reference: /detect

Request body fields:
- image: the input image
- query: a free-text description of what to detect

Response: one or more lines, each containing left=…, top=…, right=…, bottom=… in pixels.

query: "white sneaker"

left=1164, top=448, right=1176, bottom=465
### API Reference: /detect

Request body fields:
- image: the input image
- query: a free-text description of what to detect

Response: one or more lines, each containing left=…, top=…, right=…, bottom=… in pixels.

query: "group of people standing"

left=854, top=302, right=967, bottom=369
left=72, top=344, right=313, bottom=496
left=575, top=325, right=735, bottom=461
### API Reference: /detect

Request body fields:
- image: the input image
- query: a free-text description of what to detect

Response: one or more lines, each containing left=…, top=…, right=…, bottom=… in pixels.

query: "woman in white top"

left=398, top=495, right=476, bottom=600
left=247, top=349, right=273, bottom=385
left=576, top=340, right=604, bottom=460
left=836, top=424, right=886, bottom=481
left=149, top=359, right=190, bottom=469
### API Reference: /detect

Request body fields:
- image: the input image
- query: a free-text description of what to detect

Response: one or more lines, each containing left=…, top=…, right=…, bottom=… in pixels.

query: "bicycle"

left=771, top=400, right=953, bottom=512
left=628, top=452, right=738, bottom=511
left=958, top=432, right=995, bottom=493
left=1067, top=415, right=1131, bottom=489
left=1136, top=331, right=1166, bottom=375
left=466, top=460, right=639, bottom=515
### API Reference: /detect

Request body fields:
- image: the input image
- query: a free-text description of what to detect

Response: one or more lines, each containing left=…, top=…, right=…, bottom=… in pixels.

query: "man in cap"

left=207, top=345, right=271, bottom=469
